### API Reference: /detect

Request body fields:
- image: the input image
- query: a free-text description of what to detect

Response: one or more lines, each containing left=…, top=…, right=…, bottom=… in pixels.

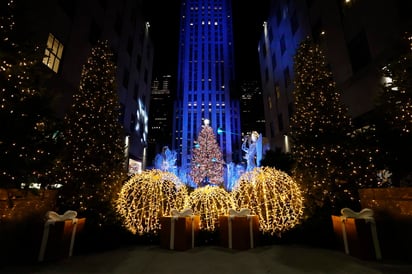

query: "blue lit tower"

left=173, top=0, right=241, bottom=168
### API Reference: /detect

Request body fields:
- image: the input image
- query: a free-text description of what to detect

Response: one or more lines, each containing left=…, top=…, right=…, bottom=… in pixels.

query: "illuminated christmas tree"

left=56, top=40, right=126, bottom=226
left=0, top=0, right=59, bottom=189
left=376, top=33, right=412, bottom=185
left=289, top=38, right=376, bottom=215
left=190, top=119, right=225, bottom=186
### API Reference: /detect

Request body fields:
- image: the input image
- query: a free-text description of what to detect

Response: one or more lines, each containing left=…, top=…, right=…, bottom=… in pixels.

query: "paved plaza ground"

left=3, top=244, right=412, bottom=274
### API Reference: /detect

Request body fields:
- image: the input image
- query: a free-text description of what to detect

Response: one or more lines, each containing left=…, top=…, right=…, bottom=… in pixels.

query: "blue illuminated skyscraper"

left=173, top=0, right=241, bottom=168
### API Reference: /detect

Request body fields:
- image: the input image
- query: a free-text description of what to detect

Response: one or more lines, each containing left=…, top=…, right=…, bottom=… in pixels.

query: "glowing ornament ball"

left=232, top=167, right=304, bottom=235
left=116, top=169, right=188, bottom=235
left=187, top=185, right=235, bottom=231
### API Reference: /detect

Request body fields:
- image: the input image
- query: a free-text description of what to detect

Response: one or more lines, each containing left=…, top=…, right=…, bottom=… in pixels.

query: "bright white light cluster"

left=232, top=167, right=304, bottom=235
left=187, top=185, right=235, bottom=231
left=116, top=169, right=188, bottom=235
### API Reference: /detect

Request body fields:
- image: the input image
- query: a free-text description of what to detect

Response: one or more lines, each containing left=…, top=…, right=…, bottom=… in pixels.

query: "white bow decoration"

left=341, top=208, right=374, bottom=219
left=171, top=208, right=193, bottom=217
left=45, top=210, right=78, bottom=222
left=228, top=208, right=251, bottom=217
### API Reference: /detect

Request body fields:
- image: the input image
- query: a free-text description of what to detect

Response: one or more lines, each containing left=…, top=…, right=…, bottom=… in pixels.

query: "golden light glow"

left=232, top=167, right=304, bottom=235
left=187, top=185, right=235, bottom=231
left=116, top=169, right=188, bottom=235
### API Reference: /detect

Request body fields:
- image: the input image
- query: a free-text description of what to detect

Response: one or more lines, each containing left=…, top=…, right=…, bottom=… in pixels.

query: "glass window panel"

left=47, top=35, right=53, bottom=49
left=52, top=40, right=59, bottom=53
left=57, top=45, right=63, bottom=58
left=42, top=33, right=64, bottom=74
left=53, top=59, right=60, bottom=73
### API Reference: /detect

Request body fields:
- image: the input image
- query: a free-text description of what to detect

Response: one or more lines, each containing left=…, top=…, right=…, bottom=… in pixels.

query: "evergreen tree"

left=289, top=38, right=376, bottom=216
left=190, top=119, right=225, bottom=186
left=376, top=33, right=412, bottom=185
left=0, top=0, right=59, bottom=189
left=56, top=40, right=127, bottom=226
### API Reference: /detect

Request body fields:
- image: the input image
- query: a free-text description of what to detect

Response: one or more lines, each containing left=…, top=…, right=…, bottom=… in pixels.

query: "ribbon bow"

left=341, top=208, right=374, bottom=218
left=171, top=208, right=193, bottom=217
left=45, top=210, right=78, bottom=222
left=228, top=208, right=251, bottom=216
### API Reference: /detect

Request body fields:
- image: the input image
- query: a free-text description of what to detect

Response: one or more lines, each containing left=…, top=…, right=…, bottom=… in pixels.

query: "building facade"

left=147, top=74, right=174, bottom=166
left=259, top=0, right=412, bottom=152
left=239, top=80, right=266, bottom=138
left=12, top=0, right=153, bottom=168
left=172, top=0, right=241, bottom=168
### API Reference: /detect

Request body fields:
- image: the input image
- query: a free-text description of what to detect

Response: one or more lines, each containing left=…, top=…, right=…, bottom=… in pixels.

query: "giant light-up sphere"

left=187, top=185, right=235, bottom=231
left=116, top=169, right=188, bottom=235
left=232, top=167, right=304, bottom=235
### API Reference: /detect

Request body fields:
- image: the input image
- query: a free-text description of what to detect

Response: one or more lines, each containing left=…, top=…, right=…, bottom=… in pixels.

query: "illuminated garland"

left=187, top=185, right=235, bottom=231
left=116, top=169, right=188, bottom=235
left=232, top=167, right=304, bottom=235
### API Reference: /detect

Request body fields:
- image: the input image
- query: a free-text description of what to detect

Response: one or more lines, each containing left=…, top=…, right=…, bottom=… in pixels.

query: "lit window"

left=43, top=33, right=63, bottom=73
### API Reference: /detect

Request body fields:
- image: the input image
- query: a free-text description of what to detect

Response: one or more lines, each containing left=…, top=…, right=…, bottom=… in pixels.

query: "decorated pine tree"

left=56, top=40, right=127, bottom=226
left=376, top=33, right=412, bottom=185
left=190, top=119, right=225, bottom=186
left=289, top=38, right=376, bottom=215
left=0, top=0, right=59, bottom=189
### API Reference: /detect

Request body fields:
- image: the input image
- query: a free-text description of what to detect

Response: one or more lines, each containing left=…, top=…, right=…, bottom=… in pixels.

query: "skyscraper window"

left=42, top=33, right=63, bottom=73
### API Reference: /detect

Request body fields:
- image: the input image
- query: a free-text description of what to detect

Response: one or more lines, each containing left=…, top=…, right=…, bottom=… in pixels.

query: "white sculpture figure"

left=154, top=146, right=177, bottom=173
left=242, top=131, right=259, bottom=171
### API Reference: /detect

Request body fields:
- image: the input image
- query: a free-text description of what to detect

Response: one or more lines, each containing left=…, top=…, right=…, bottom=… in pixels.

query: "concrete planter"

left=0, top=188, right=58, bottom=223
left=359, top=187, right=412, bottom=220
left=358, top=187, right=412, bottom=261
left=0, top=188, right=58, bottom=264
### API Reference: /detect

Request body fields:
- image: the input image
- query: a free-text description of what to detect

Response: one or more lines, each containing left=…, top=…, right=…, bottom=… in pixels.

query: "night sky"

left=143, top=0, right=270, bottom=82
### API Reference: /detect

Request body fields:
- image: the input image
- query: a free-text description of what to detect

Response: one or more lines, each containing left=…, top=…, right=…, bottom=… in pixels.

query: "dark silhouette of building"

left=259, top=0, right=412, bottom=152
left=239, top=80, right=266, bottom=137
left=147, top=74, right=174, bottom=167
left=11, top=0, right=153, bottom=168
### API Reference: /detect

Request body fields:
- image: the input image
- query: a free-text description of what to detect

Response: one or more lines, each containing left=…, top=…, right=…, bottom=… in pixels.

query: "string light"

left=289, top=38, right=379, bottom=213
left=232, top=167, right=304, bottom=235
left=116, top=170, right=189, bottom=235
left=1, top=0, right=58, bottom=188
left=53, top=40, right=127, bottom=227
left=380, top=35, right=412, bottom=135
left=187, top=185, right=235, bottom=231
